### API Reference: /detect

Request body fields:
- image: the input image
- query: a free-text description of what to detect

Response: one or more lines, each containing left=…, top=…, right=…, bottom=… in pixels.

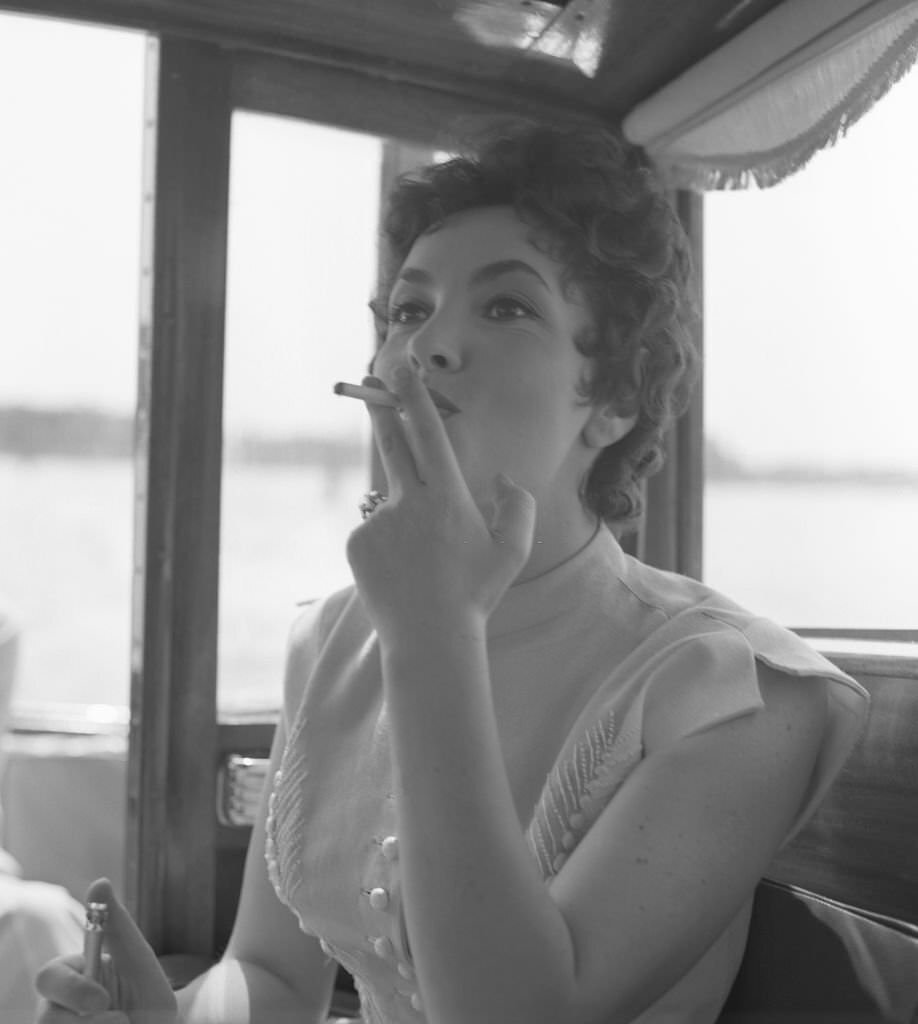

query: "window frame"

left=0, top=14, right=705, bottom=954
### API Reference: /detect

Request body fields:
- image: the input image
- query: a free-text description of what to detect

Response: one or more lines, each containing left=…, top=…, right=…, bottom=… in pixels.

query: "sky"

left=1, top=10, right=917, bottom=473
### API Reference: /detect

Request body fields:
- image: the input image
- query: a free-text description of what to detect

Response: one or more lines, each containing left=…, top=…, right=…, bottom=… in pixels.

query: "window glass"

left=0, top=14, right=146, bottom=713
left=703, top=69, right=918, bottom=630
left=219, top=115, right=382, bottom=713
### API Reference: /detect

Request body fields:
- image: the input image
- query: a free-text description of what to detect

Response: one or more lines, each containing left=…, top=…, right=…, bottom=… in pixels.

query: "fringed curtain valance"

left=622, top=0, right=918, bottom=190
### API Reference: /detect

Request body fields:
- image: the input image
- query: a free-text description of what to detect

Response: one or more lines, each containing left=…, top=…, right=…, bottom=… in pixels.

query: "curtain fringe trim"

left=651, top=23, right=918, bottom=191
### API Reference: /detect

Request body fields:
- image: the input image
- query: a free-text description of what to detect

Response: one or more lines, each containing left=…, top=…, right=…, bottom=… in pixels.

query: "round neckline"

left=488, top=525, right=627, bottom=639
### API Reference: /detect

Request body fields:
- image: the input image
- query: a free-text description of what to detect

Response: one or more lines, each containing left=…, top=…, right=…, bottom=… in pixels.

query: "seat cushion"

left=719, top=878, right=918, bottom=1023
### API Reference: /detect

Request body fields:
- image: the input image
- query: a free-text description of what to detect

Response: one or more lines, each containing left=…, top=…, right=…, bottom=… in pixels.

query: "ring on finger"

left=358, top=490, right=388, bottom=520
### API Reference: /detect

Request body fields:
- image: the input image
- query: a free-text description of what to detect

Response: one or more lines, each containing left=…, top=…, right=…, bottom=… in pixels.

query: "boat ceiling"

left=3, top=0, right=788, bottom=121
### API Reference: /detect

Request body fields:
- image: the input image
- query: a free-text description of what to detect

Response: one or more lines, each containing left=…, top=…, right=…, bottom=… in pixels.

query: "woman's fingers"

left=362, top=376, right=421, bottom=494
left=389, top=366, right=464, bottom=490
left=489, top=473, right=536, bottom=560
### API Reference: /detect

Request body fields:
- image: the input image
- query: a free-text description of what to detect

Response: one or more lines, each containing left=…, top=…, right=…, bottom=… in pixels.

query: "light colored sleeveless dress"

left=266, top=527, right=869, bottom=1023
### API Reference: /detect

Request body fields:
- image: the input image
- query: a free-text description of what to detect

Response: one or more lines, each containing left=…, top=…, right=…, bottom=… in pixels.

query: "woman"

left=37, top=120, right=869, bottom=1024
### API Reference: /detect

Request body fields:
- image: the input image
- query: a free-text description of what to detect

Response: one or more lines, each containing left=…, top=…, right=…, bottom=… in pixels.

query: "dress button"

left=368, top=886, right=390, bottom=910
left=381, top=835, right=400, bottom=860
left=569, top=812, right=586, bottom=829
left=372, top=936, right=393, bottom=958
left=273, top=770, right=283, bottom=785
left=552, top=853, right=567, bottom=872
left=410, top=992, right=424, bottom=1012
left=561, top=830, right=576, bottom=850
left=397, top=961, right=415, bottom=979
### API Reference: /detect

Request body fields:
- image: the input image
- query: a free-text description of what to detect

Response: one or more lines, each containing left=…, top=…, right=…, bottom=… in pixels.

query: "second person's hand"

left=36, top=878, right=177, bottom=1024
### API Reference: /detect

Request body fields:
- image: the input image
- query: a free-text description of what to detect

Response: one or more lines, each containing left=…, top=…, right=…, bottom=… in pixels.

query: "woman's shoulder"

left=616, top=561, right=869, bottom=830
left=617, top=553, right=862, bottom=694
left=287, top=583, right=361, bottom=655
left=527, top=561, right=871, bottom=871
left=281, top=583, right=365, bottom=717
left=618, top=551, right=777, bottom=633
left=554, top=547, right=870, bottom=793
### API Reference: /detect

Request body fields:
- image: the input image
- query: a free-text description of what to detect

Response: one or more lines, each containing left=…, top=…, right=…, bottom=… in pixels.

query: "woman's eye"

left=484, top=296, right=537, bottom=321
left=387, top=301, right=429, bottom=326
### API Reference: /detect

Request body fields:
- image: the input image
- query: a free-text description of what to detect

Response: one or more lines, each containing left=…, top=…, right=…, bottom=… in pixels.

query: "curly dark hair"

left=375, top=118, right=699, bottom=530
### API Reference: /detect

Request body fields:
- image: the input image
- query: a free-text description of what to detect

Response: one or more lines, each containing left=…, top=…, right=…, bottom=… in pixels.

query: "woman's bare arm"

left=383, top=631, right=826, bottom=1024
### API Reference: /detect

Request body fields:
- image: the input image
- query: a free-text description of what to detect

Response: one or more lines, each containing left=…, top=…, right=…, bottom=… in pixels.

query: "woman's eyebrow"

left=396, top=266, right=432, bottom=286
left=395, top=260, right=551, bottom=290
left=469, top=259, right=551, bottom=290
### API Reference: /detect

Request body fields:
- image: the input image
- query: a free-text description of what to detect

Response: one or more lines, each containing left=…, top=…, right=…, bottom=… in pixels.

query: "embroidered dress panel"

left=527, top=704, right=643, bottom=879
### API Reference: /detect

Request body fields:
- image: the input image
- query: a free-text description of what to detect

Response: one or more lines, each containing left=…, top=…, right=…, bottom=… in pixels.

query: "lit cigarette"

left=333, top=382, right=400, bottom=408
left=83, top=902, right=108, bottom=981
left=333, top=381, right=460, bottom=414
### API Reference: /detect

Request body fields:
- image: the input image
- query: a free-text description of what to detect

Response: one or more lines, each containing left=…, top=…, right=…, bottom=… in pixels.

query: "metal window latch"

left=216, top=754, right=271, bottom=827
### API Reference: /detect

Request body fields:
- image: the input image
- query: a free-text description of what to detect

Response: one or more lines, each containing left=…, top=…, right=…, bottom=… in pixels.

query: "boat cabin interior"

left=1, top=0, right=917, bottom=1020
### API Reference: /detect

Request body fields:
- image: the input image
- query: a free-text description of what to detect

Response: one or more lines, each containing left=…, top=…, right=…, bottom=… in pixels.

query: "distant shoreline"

left=1, top=405, right=916, bottom=486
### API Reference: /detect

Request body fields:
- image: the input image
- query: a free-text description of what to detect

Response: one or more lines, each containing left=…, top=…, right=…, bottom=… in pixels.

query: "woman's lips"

left=426, top=387, right=460, bottom=415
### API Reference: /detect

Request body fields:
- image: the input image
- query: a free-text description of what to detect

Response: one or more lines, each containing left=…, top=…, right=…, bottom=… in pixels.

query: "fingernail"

left=362, top=375, right=385, bottom=389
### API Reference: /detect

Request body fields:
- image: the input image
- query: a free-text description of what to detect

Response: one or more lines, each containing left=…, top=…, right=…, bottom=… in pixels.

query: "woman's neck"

left=514, top=501, right=599, bottom=585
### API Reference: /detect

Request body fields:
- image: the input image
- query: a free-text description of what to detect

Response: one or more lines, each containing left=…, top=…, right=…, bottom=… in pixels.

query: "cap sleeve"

left=641, top=628, right=767, bottom=748
left=642, top=612, right=870, bottom=847
left=740, top=615, right=871, bottom=847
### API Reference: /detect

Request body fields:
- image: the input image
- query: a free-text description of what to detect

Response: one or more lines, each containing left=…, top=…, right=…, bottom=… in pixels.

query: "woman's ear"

left=582, top=400, right=637, bottom=449
left=582, top=346, right=644, bottom=449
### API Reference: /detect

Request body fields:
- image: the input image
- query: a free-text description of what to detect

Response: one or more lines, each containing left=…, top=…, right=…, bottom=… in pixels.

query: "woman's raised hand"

left=36, top=878, right=177, bottom=1024
left=346, top=367, right=536, bottom=643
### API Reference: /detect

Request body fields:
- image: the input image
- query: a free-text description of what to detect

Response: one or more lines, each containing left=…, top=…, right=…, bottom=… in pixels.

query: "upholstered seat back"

left=720, top=878, right=918, bottom=1022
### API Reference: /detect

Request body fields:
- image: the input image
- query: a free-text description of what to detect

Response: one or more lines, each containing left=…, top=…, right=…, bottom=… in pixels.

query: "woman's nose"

left=406, top=314, right=463, bottom=373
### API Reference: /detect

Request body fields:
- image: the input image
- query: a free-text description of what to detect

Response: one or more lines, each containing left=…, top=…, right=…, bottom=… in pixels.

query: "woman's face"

left=372, top=205, right=610, bottom=515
